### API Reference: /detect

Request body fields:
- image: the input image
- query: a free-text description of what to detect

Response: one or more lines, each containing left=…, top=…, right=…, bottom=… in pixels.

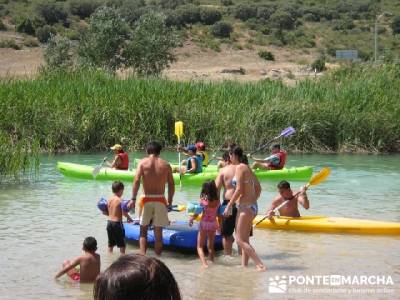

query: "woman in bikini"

left=223, top=146, right=266, bottom=271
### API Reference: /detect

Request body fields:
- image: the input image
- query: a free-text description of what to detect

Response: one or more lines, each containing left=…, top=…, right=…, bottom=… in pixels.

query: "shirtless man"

left=55, top=236, right=100, bottom=283
left=215, top=151, right=237, bottom=256
left=131, top=141, right=175, bottom=256
left=266, top=180, right=309, bottom=218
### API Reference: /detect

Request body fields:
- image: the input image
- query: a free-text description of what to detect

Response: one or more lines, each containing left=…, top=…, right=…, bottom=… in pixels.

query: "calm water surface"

left=0, top=153, right=399, bottom=300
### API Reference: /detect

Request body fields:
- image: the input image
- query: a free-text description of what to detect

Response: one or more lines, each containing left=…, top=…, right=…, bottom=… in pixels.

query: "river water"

left=0, top=153, right=399, bottom=299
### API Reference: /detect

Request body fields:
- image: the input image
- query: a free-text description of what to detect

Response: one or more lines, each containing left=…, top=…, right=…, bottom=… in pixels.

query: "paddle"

left=248, top=126, right=296, bottom=157
left=253, top=167, right=331, bottom=228
left=168, top=204, right=187, bottom=212
left=175, top=121, right=184, bottom=188
left=92, top=156, right=108, bottom=178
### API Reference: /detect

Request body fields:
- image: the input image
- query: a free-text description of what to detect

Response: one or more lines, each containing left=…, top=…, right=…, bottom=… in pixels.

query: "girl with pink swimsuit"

left=189, top=180, right=221, bottom=268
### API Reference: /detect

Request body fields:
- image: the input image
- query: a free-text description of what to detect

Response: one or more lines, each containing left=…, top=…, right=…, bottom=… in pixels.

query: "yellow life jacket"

left=197, top=151, right=209, bottom=166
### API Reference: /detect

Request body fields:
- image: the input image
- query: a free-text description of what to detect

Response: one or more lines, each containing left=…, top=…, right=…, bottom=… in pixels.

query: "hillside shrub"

left=234, top=4, right=257, bottom=21
left=69, top=0, right=101, bottom=19
left=199, top=8, right=221, bottom=25
left=35, top=1, right=68, bottom=25
left=258, top=50, right=274, bottom=60
left=16, top=17, right=35, bottom=35
left=36, top=25, right=56, bottom=43
left=211, top=21, right=232, bottom=38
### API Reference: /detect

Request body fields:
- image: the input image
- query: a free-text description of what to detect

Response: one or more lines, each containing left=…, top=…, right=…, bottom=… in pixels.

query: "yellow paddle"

left=175, top=121, right=184, bottom=188
left=253, top=167, right=331, bottom=227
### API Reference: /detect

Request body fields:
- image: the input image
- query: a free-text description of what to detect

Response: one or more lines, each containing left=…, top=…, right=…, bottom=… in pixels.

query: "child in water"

left=54, top=236, right=100, bottom=283
left=102, top=181, right=133, bottom=254
left=189, top=180, right=221, bottom=268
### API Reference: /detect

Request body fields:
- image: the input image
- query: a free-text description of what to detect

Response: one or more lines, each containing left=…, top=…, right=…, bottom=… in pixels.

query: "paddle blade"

left=92, top=166, right=101, bottom=177
left=175, top=121, right=184, bottom=138
left=279, top=126, right=296, bottom=138
left=177, top=205, right=187, bottom=212
left=309, top=167, right=331, bottom=186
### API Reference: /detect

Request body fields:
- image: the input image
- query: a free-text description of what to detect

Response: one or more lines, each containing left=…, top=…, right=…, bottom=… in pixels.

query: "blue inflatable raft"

left=124, top=220, right=223, bottom=253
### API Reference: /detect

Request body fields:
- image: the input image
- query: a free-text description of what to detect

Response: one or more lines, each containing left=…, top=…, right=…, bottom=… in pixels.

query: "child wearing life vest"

left=189, top=180, right=221, bottom=268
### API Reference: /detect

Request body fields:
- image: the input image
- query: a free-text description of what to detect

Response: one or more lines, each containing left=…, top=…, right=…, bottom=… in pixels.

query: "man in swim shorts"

left=55, top=236, right=100, bottom=283
left=131, top=141, right=175, bottom=255
left=266, top=180, right=309, bottom=217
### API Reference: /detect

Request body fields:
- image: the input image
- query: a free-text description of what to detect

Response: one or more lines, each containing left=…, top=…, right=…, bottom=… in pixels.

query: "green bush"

left=246, top=18, right=258, bottom=30
left=165, top=10, right=183, bottom=27
left=16, top=17, right=35, bottom=35
left=270, top=10, right=295, bottom=31
left=0, top=38, right=21, bottom=49
left=36, top=25, right=56, bottom=43
left=199, top=8, right=221, bottom=25
left=69, top=0, right=101, bottom=19
left=392, top=16, right=400, bottom=35
left=304, top=12, right=320, bottom=22
left=44, top=34, right=73, bottom=69
left=63, top=28, right=80, bottom=40
left=258, top=50, right=274, bottom=60
left=256, top=5, right=276, bottom=22
left=0, top=19, right=6, bottom=31
left=35, top=1, right=68, bottom=25
left=211, top=21, right=233, bottom=38
left=23, top=37, right=39, bottom=47
left=221, top=0, right=233, bottom=6
left=332, top=17, right=355, bottom=31
left=117, top=0, right=147, bottom=25
left=176, top=5, right=200, bottom=25
left=311, top=55, right=326, bottom=72
left=157, top=0, right=185, bottom=9
left=234, top=4, right=257, bottom=21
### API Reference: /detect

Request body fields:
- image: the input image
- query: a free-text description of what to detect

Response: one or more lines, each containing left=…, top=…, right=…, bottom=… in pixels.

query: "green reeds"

left=0, top=63, right=399, bottom=179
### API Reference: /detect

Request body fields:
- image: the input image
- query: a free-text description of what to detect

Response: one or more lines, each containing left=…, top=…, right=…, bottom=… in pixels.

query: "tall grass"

left=0, top=63, right=399, bottom=179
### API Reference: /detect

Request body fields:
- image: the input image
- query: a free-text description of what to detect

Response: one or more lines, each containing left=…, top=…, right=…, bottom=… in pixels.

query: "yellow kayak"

left=252, top=215, right=400, bottom=235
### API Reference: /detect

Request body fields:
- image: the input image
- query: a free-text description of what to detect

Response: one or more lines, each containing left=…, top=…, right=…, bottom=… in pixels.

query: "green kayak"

left=57, top=162, right=312, bottom=185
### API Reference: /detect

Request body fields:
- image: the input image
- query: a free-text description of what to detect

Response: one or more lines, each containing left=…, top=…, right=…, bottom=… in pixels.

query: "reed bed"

left=1, top=63, right=399, bottom=179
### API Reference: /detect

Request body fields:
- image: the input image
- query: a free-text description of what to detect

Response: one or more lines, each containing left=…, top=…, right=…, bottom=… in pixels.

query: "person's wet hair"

left=112, top=181, right=124, bottom=193
left=93, top=254, right=181, bottom=300
left=229, top=146, right=247, bottom=164
left=200, top=180, right=218, bottom=201
left=147, top=141, right=162, bottom=155
left=83, top=236, right=97, bottom=252
left=277, top=180, right=290, bottom=190
left=222, top=151, right=230, bottom=162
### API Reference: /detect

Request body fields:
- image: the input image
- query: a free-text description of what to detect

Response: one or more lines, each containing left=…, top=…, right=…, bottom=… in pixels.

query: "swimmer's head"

left=83, top=236, right=97, bottom=253
left=112, top=181, right=124, bottom=197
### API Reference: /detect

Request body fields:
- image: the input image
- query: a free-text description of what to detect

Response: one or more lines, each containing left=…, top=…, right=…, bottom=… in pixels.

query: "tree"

left=77, top=6, right=130, bottom=72
left=44, top=34, right=73, bottom=69
left=311, top=55, right=326, bottom=72
left=69, top=0, right=101, bottom=19
left=270, top=10, right=295, bottom=31
left=211, top=21, right=233, bottom=38
left=16, top=17, right=35, bottom=35
left=234, top=4, right=257, bottom=21
left=35, top=1, right=68, bottom=25
left=391, top=16, right=400, bottom=35
left=124, top=11, right=179, bottom=76
left=200, top=8, right=222, bottom=25
left=36, top=25, right=56, bottom=43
